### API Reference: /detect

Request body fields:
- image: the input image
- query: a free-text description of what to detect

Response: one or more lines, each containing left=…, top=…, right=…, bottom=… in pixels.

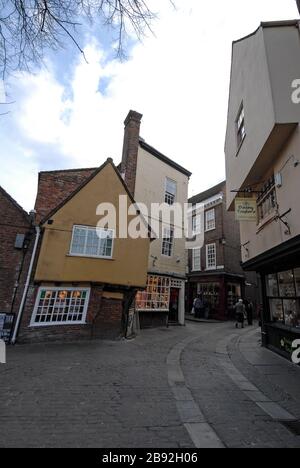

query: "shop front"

left=243, top=235, right=300, bottom=361
left=135, top=274, right=185, bottom=328
left=187, top=274, right=244, bottom=320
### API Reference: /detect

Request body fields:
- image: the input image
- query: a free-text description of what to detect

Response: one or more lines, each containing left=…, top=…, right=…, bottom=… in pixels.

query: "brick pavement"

left=1, top=322, right=300, bottom=448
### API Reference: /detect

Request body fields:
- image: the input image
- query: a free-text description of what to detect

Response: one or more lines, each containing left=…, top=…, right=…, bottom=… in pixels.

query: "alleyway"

left=1, top=322, right=300, bottom=448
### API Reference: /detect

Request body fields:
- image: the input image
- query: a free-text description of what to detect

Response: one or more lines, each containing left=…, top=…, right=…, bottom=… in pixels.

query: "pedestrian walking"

left=234, top=299, right=246, bottom=329
left=193, top=294, right=203, bottom=319
left=244, top=299, right=254, bottom=326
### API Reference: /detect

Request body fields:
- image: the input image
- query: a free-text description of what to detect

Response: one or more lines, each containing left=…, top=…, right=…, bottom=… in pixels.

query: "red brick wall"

left=0, top=189, right=32, bottom=317
left=121, top=110, right=142, bottom=197
left=17, top=284, right=124, bottom=343
left=35, top=168, right=96, bottom=223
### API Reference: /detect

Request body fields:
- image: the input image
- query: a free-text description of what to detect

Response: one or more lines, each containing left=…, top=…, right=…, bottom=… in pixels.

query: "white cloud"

left=0, top=0, right=298, bottom=210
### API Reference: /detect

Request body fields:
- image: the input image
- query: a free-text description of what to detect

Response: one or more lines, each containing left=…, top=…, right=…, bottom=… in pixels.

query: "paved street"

left=1, top=322, right=300, bottom=448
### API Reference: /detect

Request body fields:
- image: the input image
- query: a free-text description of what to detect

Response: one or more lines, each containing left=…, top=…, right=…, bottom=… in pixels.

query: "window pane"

left=33, top=289, right=89, bottom=325
left=294, top=268, right=300, bottom=297
left=269, top=299, right=284, bottom=323
left=283, top=299, right=300, bottom=328
left=266, top=274, right=279, bottom=297
left=71, top=227, right=86, bottom=254
left=278, top=270, right=295, bottom=297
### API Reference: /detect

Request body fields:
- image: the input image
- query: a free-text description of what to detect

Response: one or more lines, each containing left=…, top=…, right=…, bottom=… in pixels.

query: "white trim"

left=69, top=225, right=114, bottom=259
left=205, top=208, right=216, bottom=232
left=206, top=243, right=217, bottom=270
left=164, top=177, right=177, bottom=205
left=30, top=286, right=91, bottom=327
left=192, top=247, right=201, bottom=272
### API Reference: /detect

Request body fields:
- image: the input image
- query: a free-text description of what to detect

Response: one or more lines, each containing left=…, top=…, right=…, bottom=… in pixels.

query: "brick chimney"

left=121, top=110, right=143, bottom=197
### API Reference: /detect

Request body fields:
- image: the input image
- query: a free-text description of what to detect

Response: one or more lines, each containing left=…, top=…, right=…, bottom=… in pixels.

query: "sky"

left=0, top=0, right=299, bottom=212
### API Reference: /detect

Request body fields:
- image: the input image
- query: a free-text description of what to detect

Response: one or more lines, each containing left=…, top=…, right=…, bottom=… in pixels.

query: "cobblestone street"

left=1, top=322, right=300, bottom=448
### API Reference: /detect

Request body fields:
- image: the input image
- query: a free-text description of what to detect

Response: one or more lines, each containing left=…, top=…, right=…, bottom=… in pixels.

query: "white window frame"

left=206, top=243, right=216, bottom=270
left=69, top=225, right=114, bottom=259
left=192, top=247, right=201, bottom=272
left=236, top=103, right=246, bottom=148
left=205, top=208, right=216, bottom=232
left=30, top=287, right=90, bottom=327
left=162, top=226, right=174, bottom=257
left=165, top=178, right=177, bottom=206
left=192, top=214, right=201, bottom=235
left=135, top=275, right=171, bottom=311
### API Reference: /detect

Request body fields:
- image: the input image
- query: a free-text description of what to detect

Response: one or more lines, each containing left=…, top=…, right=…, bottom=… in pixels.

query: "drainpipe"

left=11, top=226, right=41, bottom=344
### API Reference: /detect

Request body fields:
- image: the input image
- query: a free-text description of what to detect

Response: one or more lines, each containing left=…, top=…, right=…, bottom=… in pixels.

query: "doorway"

left=168, top=288, right=180, bottom=323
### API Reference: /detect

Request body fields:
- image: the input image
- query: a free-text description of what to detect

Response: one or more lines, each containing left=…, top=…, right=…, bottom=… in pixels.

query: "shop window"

left=294, top=268, right=300, bottom=296
left=266, top=274, right=279, bottom=297
left=269, top=299, right=284, bottom=323
left=278, top=270, right=296, bottom=297
left=266, top=270, right=300, bottom=328
left=227, top=283, right=241, bottom=309
left=31, top=288, right=90, bottom=326
left=197, top=282, right=220, bottom=314
left=135, top=276, right=170, bottom=311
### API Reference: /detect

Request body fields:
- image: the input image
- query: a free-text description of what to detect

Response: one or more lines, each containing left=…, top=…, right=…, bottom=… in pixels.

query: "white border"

left=30, top=286, right=91, bottom=327
left=206, top=243, right=217, bottom=270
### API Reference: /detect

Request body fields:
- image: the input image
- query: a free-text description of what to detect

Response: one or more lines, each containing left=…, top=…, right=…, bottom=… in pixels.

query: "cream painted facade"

left=133, top=143, right=190, bottom=325
left=225, top=21, right=300, bottom=263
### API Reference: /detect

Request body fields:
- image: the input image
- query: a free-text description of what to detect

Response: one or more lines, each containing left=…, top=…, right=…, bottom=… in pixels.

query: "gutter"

left=11, top=226, right=41, bottom=344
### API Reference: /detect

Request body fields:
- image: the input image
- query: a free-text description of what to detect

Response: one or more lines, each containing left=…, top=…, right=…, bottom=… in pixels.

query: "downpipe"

left=11, top=226, right=41, bottom=344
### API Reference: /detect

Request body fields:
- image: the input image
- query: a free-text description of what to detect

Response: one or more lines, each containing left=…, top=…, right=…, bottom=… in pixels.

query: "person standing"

left=234, top=299, right=246, bottom=329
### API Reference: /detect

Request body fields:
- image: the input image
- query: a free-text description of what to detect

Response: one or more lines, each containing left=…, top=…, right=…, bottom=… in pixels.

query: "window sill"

left=67, top=254, right=114, bottom=261
left=30, top=321, right=87, bottom=328
left=266, top=322, right=300, bottom=334
left=205, top=227, right=216, bottom=233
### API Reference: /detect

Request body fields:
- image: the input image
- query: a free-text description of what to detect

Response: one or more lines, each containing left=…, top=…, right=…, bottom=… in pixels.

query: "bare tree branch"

left=0, top=0, right=171, bottom=79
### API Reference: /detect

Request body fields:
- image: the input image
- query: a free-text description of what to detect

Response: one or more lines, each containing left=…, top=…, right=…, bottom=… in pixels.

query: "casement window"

left=31, top=287, right=90, bottom=326
left=165, top=178, right=177, bottom=205
left=205, top=208, right=216, bottom=231
left=236, top=104, right=246, bottom=147
left=192, top=214, right=201, bottom=235
left=70, top=225, right=114, bottom=258
left=206, top=243, right=216, bottom=270
left=162, top=227, right=174, bottom=257
left=257, top=176, right=277, bottom=224
left=192, top=248, right=201, bottom=271
left=135, top=275, right=170, bottom=311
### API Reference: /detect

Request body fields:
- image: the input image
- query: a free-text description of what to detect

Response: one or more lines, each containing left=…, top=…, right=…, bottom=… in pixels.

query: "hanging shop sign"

left=235, top=197, right=257, bottom=221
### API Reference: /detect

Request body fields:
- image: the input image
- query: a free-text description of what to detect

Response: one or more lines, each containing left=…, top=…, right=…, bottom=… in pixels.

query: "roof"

left=189, top=181, right=226, bottom=206
left=0, top=185, right=30, bottom=223
left=233, top=19, right=299, bottom=45
left=40, top=158, right=154, bottom=239
left=139, top=139, right=192, bottom=178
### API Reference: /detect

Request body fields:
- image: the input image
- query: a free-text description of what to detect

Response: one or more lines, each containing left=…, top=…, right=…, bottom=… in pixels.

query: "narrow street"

left=1, top=322, right=300, bottom=448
